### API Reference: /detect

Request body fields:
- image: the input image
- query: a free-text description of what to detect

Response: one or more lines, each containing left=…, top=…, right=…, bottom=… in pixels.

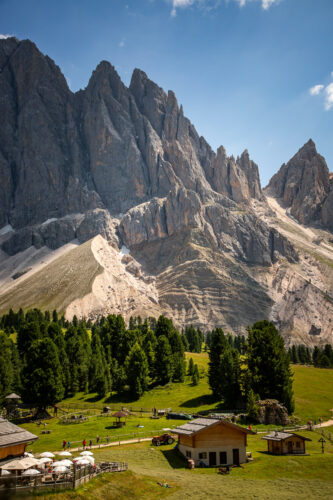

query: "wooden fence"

left=0, top=461, right=128, bottom=494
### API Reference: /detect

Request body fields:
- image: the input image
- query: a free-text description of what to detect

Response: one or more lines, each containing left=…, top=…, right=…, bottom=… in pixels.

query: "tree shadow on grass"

left=161, top=448, right=188, bottom=469
left=179, top=394, right=218, bottom=409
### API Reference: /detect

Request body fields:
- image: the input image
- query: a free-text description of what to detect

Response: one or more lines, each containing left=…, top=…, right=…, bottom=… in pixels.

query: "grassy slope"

left=0, top=240, right=102, bottom=315
left=19, top=356, right=333, bottom=499
left=25, top=434, right=333, bottom=499
left=59, top=354, right=333, bottom=423
left=22, top=416, right=186, bottom=454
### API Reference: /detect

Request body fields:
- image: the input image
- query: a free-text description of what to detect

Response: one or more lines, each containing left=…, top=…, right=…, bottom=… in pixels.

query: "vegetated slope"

left=0, top=239, right=102, bottom=314
left=59, top=352, right=333, bottom=424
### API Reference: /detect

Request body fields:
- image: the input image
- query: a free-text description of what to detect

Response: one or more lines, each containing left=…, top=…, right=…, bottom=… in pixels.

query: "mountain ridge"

left=0, top=37, right=332, bottom=346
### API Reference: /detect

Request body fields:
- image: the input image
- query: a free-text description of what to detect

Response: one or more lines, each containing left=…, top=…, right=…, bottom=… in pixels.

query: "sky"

left=1, top=0, right=332, bottom=185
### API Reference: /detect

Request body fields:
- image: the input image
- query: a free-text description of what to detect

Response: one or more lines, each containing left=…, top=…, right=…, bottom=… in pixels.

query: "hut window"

left=296, top=441, right=301, bottom=448
left=199, top=452, right=207, bottom=459
left=186, top=451, right=192, bottom=458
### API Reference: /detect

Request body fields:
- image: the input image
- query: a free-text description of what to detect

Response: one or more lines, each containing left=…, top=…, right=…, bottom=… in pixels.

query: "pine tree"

left=188, top=357, right=194, bottom=376
left=208, top=328, right=228, bottom=399
left=246, top=389, right=259, bottom=422
left=192, top=364, right=199, bottom=386
left=247, top=320, right=294, bottom=414
left=155, top=335, right=173, bottom=385
left=17, top=321, right=41, bottom=357
left=172, top=352, right=186, bottom=382
left=125, top=343, right=149, bottom=398
left=21, top=338, right=64, bottom=408
left=0, top=332, right=15, bottom=405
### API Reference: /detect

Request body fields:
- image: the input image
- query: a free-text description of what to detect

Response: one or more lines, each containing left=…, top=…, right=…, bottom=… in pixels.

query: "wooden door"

left=232, top=448, right=240, bottom=466
left=219, top=451, right=227, bottom=465
left=209, top=452, right=216, bottom=466
left=288, top=441, right=293, bottom=454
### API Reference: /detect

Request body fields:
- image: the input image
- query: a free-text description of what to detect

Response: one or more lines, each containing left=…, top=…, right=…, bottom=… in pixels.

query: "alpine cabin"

left=173, top=418, right=255, bottom=467
left=0, top=418, right=38, bottom=461
left=262, top=431, right=311, bottom=455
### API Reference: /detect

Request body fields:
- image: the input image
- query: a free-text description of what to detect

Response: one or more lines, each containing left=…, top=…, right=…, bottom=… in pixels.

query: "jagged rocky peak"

left=267, top=139, right=332, bottom=229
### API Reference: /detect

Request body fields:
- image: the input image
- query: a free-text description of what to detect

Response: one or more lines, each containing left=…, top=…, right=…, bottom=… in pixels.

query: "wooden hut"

left=262, top=431, right=311, bottom=455
left=173, top=418, right=255, bottom=467
left=0, top=418, right=38, bottom=461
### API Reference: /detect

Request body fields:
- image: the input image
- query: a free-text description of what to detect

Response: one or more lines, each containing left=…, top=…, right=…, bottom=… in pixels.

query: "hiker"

left=89, top=439, right=93, bottom=448
left=319, top=417, right=322, bottom=426
left=67, top=441, right=71, bottom=449
left=83, top=439, right=86, bottom=449
left=62, top=440, right=67, bottom=450
left=106, top=435, right=110, bottom=444
left=96, top=435, right=100, bottom=444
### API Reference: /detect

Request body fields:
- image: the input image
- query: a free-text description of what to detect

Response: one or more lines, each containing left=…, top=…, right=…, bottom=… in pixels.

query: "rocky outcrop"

left=267, top=139, right=333, bottom=230
left=256, top=399, right=290, bottom=426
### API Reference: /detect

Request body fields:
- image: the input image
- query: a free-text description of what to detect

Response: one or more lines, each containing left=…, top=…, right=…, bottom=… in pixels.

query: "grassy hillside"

left=0, top=240, right=102, bottom=315
left=23, top=432, right=333, bottom=499
left=58, top=353, right=333, bottom=424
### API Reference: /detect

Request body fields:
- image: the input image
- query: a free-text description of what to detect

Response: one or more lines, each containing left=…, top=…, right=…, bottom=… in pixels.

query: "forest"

left=0, top=310, right=294, bottom=414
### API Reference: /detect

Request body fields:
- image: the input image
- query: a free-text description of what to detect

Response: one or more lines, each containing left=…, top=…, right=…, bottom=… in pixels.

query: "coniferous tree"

left=155, top=335, right=173, bottom=385
left=192, top=364, right=199, bottom=386
left=0, top=332, right=15, bottom=405
left=22, top=338, right=64, bottom=408
left=208, top=328, right=228, bottom=399
left=247, top=320, right=294, bottom=414
left=188, top=357, right=194, bottom=376
left=125, top=343, right=149, bottom=398
left=17, top=321, right=41, bottom=357
left=246, top=389, right=260, bottom=422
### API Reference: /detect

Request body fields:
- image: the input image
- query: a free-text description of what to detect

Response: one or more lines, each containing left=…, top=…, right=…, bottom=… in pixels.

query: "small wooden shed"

left=262, top=431, right=311, bottom=455
left=0, top=418, right=38, bottom=461
left=173, top=418, right=255, bottom=467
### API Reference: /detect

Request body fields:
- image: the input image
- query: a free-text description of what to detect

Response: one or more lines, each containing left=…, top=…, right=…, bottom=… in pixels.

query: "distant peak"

left=298, top=138, right=317, bottom=155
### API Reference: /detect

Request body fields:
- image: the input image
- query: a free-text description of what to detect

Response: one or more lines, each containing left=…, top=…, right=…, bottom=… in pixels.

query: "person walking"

left=67, top=441, right=71, bottom=449
left=83, top=439, right=86, bottom=449
left=106, top=435, right=110, bottom=444
left=96, top=435, right=100, bottom=445
left=89, top=439, right=93, bottom=448
left=62, top=440, right=67, bottom=450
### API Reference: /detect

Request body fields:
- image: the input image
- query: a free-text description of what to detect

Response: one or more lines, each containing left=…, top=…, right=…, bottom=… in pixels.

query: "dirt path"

left=55, top=436, right=153, bottom=454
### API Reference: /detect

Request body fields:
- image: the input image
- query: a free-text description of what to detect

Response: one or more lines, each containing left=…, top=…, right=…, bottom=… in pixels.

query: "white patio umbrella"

left=53, top=466, right=70, bottom=473
left=38, top=457, right=53, bottom=464
left=1, top=470, right=11, bottom=475
left=74, top=459, right=90, bottom=465
left=57, top=459, right=73, bottom=467
left=50, top=461, right=65, bottom=467
left=80, top=451, right=93, bottom=456
left=83, top=456, right=95, bottom=465
left=58, top=451, right=72, bottom=457
left=22, top=469, right=41, bottom=476
left=40, top=452, right=55, bottom=458
left=24, top=452, right=34, bottom=458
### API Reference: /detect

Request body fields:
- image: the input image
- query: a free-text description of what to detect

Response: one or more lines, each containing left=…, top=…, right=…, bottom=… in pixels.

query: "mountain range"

left=0, top=37, right=332, bottom=346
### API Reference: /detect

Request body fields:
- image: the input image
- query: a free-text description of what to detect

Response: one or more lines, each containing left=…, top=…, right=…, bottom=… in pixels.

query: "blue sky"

left=1, top=0, right=332, bottom=185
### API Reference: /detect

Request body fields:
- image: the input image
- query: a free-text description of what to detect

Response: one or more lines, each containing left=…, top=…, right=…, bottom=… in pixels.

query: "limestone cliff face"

left=0, top=37, right=332, bottom=345
left=267, top=139, right=333, bottom=230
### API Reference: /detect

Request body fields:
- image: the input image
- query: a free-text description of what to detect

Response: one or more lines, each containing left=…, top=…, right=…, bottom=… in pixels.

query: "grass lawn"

left=58, top=354, right=333, bottom=425
left=22, top=416, right=186, bottom=454
left=25, top=430, right=333, bottom=499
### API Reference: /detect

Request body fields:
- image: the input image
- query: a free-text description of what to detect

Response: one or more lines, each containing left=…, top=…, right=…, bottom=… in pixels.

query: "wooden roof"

left=173, top=418, right=255, bottom=436
left=262, top=431, right=312, bottom=442
left=112, top=411, right=128, bottom=418
left=0, top=418, right=38, bottom=449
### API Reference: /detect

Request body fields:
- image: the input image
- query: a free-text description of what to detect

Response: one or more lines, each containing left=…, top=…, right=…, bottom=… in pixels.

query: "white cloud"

left=325, top=83, right=333, bottom=111
left=309, top=84, right=324, bottom=96
left=119, top=39, right=125, bottom=48
left=0, top=33, right=13, bottom=39
left=232, top=0, right=280, bottom=8
left=171, top=0, right=194, bottom=16
left=331, top=71, right=333, bottom=78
